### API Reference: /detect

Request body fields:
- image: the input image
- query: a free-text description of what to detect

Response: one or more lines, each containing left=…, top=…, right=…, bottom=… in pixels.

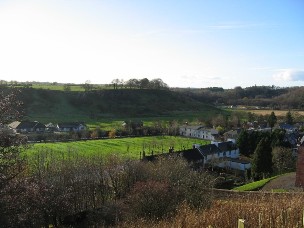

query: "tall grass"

left=121, top=192, right=304, bottom=227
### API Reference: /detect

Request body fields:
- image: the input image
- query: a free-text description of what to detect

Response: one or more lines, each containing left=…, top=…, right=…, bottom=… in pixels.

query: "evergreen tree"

left=267, top=111, right=277, bottom=131
left=272, top=147, right=296, bottom=174
left=285, top=110, right=294, bottom=125
left=251, top=137, right=273, bottom=180
left=237, top=130, right=250, bottom=156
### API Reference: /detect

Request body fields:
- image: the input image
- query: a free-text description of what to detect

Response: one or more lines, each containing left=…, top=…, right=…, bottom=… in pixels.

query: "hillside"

left=19, top=88, right=223, bottom=123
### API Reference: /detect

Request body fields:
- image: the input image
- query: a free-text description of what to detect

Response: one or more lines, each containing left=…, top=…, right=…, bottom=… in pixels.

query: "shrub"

left=127, top=180, right=178, bottom=219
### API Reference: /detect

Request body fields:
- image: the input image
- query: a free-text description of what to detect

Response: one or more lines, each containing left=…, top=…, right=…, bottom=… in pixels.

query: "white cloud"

left=273, top=69, right=304, bottom=81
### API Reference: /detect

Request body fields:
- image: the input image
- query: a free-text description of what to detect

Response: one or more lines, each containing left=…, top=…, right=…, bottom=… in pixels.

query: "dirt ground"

left=261, top=172, right=304, bottom=192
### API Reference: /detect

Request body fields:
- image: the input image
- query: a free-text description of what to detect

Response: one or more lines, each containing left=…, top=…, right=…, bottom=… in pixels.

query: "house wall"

left=180, top=127, right=215, bottom=140
left=198, top=130, right=215, bottom=140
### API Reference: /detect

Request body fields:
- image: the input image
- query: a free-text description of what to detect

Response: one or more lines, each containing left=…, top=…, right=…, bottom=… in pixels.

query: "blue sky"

left=0, top=0, right=303, bottom=88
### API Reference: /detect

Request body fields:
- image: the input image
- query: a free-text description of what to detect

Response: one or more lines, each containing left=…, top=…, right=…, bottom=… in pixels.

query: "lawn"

left=233, top=175, right=280, bottom=191
left=25, top=136, right=209, bottom=160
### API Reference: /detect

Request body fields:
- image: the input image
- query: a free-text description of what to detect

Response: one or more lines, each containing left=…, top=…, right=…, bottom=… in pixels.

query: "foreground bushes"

left=1, top=150, right=213, bottom=227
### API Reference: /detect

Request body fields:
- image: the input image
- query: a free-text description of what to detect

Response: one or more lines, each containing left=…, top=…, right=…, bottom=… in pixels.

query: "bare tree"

left=0, top=89, right=28, bottom=226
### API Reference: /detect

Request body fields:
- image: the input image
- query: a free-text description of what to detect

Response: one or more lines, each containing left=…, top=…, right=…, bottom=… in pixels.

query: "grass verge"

left=233, top=175, right=280, bottom=191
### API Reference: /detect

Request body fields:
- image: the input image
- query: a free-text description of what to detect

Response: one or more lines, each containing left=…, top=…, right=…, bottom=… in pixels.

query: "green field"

left=31, top=84, right=111, bottom=91
left=26, top=136, right=209, bottom=160
left=31, top=84, right=84, bottom=91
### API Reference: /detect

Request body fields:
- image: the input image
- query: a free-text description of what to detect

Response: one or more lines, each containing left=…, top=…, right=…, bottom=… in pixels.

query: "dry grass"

left=121, top=192, right=304, bottom=228
left=245, top=109, right=304, bottom=117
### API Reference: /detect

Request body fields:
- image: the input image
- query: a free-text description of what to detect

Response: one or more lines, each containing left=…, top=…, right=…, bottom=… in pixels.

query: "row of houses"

left=180, top=123, right=303, bottom=148
left=7, top=121, right=86, bottom=134
left=144, top=140, right=251, bottom=172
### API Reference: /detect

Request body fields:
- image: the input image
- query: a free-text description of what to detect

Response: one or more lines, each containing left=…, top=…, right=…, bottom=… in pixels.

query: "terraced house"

left=144, top=140, right=251, bottom=171
left=8, top=121, right=46, bottom=133
left=179, top=125, right=218, bottom=140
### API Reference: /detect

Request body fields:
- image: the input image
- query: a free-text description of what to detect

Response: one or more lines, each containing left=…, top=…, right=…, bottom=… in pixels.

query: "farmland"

left=25, top=136, right=209, bottom=160
left=242, top=109, right=304, bottom=117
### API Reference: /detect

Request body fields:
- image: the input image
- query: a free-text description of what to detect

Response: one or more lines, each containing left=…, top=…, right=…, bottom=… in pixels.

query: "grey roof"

left=9, top=121, right=45, bottom=129
left=180, top=125, right=204, bottom=130
left=45, top=123, right=56, bottom=128
left=279, top=123, right=296, bottom=130
left=8, top=121, right=21, bottom=129
left=217, top=141, right=236, bottom=152
left=57, top=122, right=85, bottom=128
left=210, top=129, right=219, bottom=135
left=197, top=144, right=221, bottom=156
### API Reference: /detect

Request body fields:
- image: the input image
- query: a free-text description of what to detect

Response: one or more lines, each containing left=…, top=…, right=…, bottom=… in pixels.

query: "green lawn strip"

left=25, top=136, right=209, bottom=161
left=233, top=175, right=280, bottom=191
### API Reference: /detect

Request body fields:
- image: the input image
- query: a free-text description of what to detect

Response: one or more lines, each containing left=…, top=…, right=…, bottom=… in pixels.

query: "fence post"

left=259, top=213, right=262, bottom=228
left=238, top=219, right=245, bottom=228
left=302, top=209, right=304, bottom=228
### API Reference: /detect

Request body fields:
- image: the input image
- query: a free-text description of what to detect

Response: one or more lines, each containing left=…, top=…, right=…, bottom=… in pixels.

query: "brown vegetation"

left=121, top=192, right=304, bottom=227
left=245, top=109, right=304, bottom=117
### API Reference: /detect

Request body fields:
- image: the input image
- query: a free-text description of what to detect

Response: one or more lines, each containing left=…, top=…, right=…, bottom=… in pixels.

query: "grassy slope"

left=20, top=88, right=226, bottom=128
left=25, top=136, right=209, bottom=159
left=233, top=175, right=280, bottom=191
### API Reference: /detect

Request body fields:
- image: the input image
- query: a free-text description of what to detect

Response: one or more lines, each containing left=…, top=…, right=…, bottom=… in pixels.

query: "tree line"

left=176, top=85, right=304, bottom=109
left=111, top=78, right=168, bottom=90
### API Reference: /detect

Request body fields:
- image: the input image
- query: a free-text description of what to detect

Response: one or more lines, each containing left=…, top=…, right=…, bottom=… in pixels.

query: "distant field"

left=244, top=109, right=304, bottom=117
left=31, top=84, right=110, bottom=91
left=31, top=84, right=85, bottom=91
left=25, top=136, right=209, bottom=160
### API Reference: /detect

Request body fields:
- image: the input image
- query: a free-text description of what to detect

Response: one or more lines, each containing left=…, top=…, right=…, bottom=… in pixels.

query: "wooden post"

left=238, top=219, right=245, bottom=228
left=302, top=209, right=304, bottom=228
left=258, top=213, right=262, bottom=228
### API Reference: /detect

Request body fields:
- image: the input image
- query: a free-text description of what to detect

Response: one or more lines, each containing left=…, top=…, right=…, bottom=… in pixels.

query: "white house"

left=193, top=140, right=251, bottom=171
left=180, top=125, right=218, bottom=140
left=56, top=122, right=86, bottom=132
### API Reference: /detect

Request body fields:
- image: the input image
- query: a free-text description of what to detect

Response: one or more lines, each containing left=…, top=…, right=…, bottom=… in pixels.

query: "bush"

left=127, top=180, right=179, bottom=219
left=126, top=157, right=213, bottom=219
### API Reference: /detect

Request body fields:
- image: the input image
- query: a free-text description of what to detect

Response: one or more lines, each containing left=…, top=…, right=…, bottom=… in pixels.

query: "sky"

left=0, top=0, right=303, bottom=88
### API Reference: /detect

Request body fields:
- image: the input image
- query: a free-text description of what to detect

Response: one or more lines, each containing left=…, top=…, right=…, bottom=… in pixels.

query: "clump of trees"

left=111, top=78, right=169, bottom=90
left=237, top=128, right=296, bottom=180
